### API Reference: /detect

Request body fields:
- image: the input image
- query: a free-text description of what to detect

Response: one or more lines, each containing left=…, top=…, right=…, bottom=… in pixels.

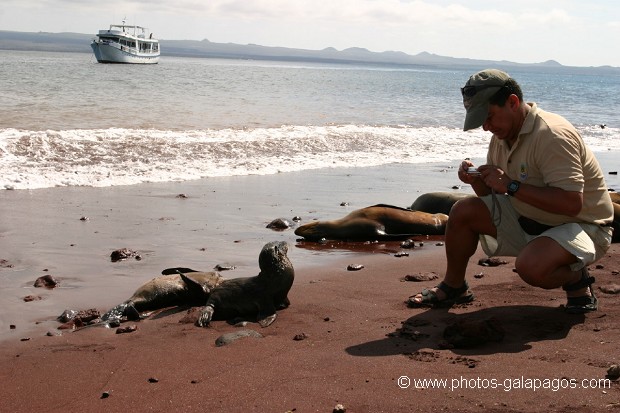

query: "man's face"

left=482, top=95, right=520, bottom=144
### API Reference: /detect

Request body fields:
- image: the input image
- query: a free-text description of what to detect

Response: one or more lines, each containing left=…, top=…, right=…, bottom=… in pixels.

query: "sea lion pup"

left=294, top=204, right=448, bottom=241
left=101, top=270, right=224, bottom=323
left=410, top=192, right=474, bottom=215
left=195, top=241, right=294, bottom=328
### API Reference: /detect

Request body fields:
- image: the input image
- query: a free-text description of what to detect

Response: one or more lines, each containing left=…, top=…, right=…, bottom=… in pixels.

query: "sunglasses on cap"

left=460, top=83, right=507, bottom=98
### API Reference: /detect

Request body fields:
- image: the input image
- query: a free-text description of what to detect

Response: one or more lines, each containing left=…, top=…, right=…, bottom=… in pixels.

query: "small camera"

left=466, top=167, right=480, bottom=175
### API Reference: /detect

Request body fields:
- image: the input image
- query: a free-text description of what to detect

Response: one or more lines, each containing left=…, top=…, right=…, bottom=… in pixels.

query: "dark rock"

left=607, top=365, right=620, bottom=380
left=33, top=274, right=58, bottom=288
left=293, top=332, right=308, bottom=341
left=400, top=239, right=416, bottom=249
left=57, top=308, right=101, bottom=327
left=266, top=218, right=291, bottom=230
left=110, top=248, right=140, bottom=262
left=347, top=264, right=364, bottom=271
left=57, top=309, right=79, bottom=323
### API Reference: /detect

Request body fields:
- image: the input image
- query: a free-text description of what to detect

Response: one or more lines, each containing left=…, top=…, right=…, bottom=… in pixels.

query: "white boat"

left=91, top=21, right=160, bottom=64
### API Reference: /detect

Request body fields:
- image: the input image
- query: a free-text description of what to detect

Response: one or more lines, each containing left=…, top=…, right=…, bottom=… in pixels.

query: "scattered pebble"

left=599, top=284, right=620, bottom=294
left=176, top=193, right=189, bottom=198
left=394, top=251, right=409, bottom=257
left=347, top=264, right=364, bottom=271
left=10, top=325, right=16, bottom=330
left=214, top=264, right=236, bottom=271
left=100, top=391, right=110, bottom=399
left=478, top=257, right=508, bottom=267
left=79, top=216, right=89, bottom=221
left=23, top=295, right=43, bottom=302
left=148, top=377, right=159, bottom=383
left=292, top=216, right=302, bottom=222
left=403, top=273, right=438, bottom=282
left=116, top=325, right=138, bottom=334
left=215, top=330, right=263, bottom=347
left=340, top=202, right=349, bottom=206
left=333, top=404, right=346, bottom=413
left=293, top=333, right=308, bottom=341
left=474, top=272, right=484, bottom=279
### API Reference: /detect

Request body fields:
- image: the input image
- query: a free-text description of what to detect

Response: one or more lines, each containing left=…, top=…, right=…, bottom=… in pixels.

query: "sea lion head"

left=258, top=241, right=292, bottom=277
left=294, top=221, right=329, bottom=241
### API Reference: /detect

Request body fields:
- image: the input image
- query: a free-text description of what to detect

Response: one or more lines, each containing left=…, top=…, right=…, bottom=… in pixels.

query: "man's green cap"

left=462, top=69, right=511, bottom=131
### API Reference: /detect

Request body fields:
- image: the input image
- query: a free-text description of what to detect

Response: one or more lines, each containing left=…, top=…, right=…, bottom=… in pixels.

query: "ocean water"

left=1, top=49, right=619, bottom=190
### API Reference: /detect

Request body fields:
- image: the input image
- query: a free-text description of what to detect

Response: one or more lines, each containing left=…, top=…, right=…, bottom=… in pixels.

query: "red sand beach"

left=1, top=161, right=619, bottom=412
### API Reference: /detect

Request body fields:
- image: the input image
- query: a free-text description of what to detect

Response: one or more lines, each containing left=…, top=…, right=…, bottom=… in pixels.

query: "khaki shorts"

left=479, top=194, right=612, bottom=271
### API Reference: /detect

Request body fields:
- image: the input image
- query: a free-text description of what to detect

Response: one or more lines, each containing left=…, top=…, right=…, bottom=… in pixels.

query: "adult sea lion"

left=101, top=269, right=224, bottom=323
left=294, top=204, right=448, bottom=241
left=410, top=192, right=474, bottom=215
left=195, top=241, right=294, bottom=328
left=610, top=191, right=620, bottom=243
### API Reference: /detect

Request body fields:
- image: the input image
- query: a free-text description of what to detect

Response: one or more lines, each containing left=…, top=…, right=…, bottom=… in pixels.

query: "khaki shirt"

left=487, top=103, right=613, bottom=226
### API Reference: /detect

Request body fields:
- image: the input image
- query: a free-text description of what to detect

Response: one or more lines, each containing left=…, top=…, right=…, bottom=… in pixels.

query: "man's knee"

left=514, top=256, right=551, bottom=288
left=450, top=197, right=487, bottom=220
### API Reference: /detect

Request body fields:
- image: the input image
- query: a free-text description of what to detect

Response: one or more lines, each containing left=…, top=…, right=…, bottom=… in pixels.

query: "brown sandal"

left=407, top=281, right=474, bottom=308
left=563, top=268, right=597, bottom=314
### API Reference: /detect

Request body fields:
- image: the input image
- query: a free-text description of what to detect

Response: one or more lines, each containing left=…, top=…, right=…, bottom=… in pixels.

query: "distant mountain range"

left=1, top=30, right=618, bottom=73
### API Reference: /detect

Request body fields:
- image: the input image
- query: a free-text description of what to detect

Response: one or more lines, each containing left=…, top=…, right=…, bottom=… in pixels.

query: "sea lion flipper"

left=196, top=304, right=215, bottom=328
left=179, top=272, right=210, bottom=296
left=161, top=267, right=199, bottom=275
left=258, top=313, right=277, bottom=328
left=101, top=302, right=129, bottom=322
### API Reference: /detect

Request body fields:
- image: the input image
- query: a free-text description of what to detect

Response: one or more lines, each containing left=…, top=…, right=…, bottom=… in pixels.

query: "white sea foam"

left=1, top=124, right=618, bottom=190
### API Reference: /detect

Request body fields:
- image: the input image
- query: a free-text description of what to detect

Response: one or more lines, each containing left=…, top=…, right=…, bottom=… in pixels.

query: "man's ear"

left=509, top=94, right=520, bottom=111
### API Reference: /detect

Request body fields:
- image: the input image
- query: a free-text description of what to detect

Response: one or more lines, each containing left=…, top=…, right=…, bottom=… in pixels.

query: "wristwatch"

left=507, top=180, right=521, bottom=196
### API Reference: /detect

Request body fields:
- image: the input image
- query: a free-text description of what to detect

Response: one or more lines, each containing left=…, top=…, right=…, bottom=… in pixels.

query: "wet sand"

left=1, top=158, right=619, bottom=412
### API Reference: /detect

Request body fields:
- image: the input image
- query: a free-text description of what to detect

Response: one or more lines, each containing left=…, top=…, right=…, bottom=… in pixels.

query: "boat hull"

left=91, top=42, right=160, bottom=64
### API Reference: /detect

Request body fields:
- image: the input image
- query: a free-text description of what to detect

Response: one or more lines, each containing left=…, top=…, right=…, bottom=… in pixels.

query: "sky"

left=1, top=0, right=619, bottom=67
